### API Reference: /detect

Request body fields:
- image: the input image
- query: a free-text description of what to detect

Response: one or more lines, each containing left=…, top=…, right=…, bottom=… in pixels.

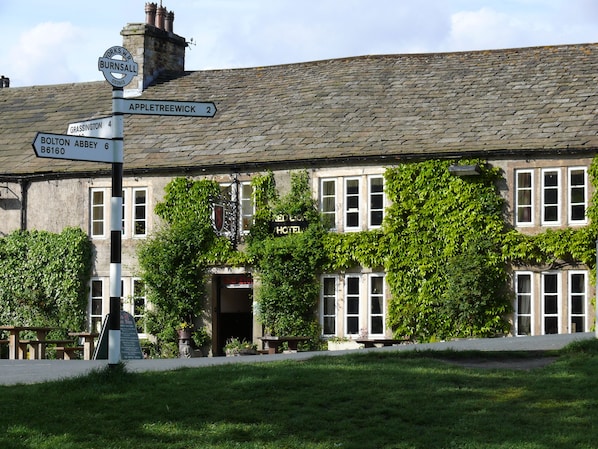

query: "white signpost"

left=32, top=132, right=119, bottom=163
left=67, top=116, right=113, bottom=138
left=32, top=45, right=217, bottom=368
left=125, top=99, right=217, bottom=117
left=97, top=46, right=138, bottom=88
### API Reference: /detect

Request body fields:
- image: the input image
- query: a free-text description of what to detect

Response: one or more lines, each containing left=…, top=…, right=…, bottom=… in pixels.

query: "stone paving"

left=0, top=332, right=594, bottom=386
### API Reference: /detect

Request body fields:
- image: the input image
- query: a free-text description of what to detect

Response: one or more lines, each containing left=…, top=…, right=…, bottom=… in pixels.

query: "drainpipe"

left=19, top=179, right=30, bottom=231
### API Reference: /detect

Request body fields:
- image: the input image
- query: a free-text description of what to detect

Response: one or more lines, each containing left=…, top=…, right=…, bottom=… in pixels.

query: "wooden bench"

left=259, top=336, right=310, bottom=355
left=54, top=346, right=84, bottom=360
left=18, top=339, right=77, bottom=359
left=356, top=338, right=411, bottom=348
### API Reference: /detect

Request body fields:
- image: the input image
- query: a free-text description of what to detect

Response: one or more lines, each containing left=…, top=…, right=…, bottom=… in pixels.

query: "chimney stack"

left=145, top=2, right=156, bottom=26
left=165, top=11, right=174, bottom=33
left=155, top=4, right=166, bottom=30
left=122, top=3, right=186, bottom=92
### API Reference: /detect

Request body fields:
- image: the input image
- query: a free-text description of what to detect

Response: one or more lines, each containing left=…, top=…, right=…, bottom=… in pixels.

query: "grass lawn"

left=1, top=339, right=598, bottom=449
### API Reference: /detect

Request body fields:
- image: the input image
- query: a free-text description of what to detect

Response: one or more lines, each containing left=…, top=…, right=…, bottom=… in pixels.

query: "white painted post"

left=109, top=87, right=125, bottom=366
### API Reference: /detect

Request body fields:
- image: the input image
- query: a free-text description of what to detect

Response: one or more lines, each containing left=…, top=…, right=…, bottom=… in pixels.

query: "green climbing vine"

left=248, top=171, right=325, bottom=345
left=138, top=156, right=598, bottom=350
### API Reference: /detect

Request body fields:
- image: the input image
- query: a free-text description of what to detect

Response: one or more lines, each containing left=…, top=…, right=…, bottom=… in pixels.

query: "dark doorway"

left=215, top=274, right=253, bottom=356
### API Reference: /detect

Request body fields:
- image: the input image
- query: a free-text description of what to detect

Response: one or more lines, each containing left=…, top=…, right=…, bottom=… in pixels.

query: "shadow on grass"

left=1, top=341, right=598, bottom=448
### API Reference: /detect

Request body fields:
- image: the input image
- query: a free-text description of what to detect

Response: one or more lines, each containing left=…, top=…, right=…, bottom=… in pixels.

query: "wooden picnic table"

left=68, top=332, right=98, bottom=360
left=0, top=326, right=58, bottom=359
left=259, top=336, right=310, bottom=355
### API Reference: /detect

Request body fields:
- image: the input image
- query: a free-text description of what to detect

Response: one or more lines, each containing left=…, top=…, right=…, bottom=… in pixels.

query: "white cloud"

left=9, top=22, right=83, bottom=86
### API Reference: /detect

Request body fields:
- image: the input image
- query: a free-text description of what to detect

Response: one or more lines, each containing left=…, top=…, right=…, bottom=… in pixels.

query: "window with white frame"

left=133, top=188, right=148, bottom=237
left=320, top=179, right=336, bottom=230
left=541, top=169, right=560, bottom=225
left=569, top=168, right=587, bottom=224
left=369, top=274, right=385, bottom=336
left=319, top=174, right=386, bottom=231
left=91, top=189, right=105, bottom=238
left=515, top=167, right=589, bottom=227
left=321, top=276, right=337, bottom=336
left=514, top=272, right=532, bottom=336
left=516, top=170, right=533, bottom=225
left=90, top=279, right=104, bottom=334
left=219, top=181, right=254, bottom=234
left=90, top=187, right=148, bottom=239
left=239, top=182, right=254, bottom=233
left=345, top=276, right=360, bottom=336
left=132, top=278, right=147, bottom=334
left=368, top=176, right=384, bottom=228
left=541, top=272, right=560, bottom=334
left=569, top=271, right=587, bottom=333
left=345, top=178, right=360, bottom=230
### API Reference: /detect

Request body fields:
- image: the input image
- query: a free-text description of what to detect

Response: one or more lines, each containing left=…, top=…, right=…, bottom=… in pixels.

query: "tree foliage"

left=138, top=177, right=235, bottom=351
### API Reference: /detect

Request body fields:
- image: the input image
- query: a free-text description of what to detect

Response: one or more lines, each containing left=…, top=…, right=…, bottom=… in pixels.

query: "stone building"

left=1, top=6, right=597, bottom=354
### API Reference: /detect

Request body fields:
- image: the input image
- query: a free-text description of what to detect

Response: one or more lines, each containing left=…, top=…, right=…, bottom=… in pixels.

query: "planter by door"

left=177, top=329, right=193, bottom=358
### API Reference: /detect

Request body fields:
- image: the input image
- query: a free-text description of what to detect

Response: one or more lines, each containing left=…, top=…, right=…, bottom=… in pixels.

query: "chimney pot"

left=145, top=2, right=157, bottom=26
left=155, top=5, right=166, bottom=30
left=165, top=11, right=174, bottom=33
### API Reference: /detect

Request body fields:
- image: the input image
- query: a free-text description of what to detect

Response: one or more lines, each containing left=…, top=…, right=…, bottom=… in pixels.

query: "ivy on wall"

left=248, top=171, right=325, bottom=343
left=0, top=227, right=92, bottom=336
left=138, top=155, right=598, bottom=349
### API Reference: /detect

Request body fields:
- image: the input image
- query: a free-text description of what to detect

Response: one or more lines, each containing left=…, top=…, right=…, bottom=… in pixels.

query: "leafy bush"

left=0, top=227, right=92, bottom=336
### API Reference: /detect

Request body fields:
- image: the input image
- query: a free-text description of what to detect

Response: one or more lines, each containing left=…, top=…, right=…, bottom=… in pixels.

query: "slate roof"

left=2, top=43, right=598, bottom=179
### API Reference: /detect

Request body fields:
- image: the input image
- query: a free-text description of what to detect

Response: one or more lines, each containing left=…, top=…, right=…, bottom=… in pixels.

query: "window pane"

left=371, top=316, right=383, bottom=334
left=324, top=297, right=335, bottom=315
left=518, top=172, right=532, bottom=188
left=347, top=297, right=359, bottom=314
left=323, top=278, right=336, bottom=295
left=347, top=317, right=359, bottom=334
left=571, top=296, right=583, bottom=314
left=347, top=277, right=360, bottom=295
left=571, top=317, right=584, bottom=333
left=518, top=316, right=531, bottom=335
left=571, top=204, right=585, bottom=221
left=518, top=190, right=531, bottom=205
left=518, top=296, right=531, bottom=314
left=346, top=212, right=359, bottom=227
left=371, top=297, right=383, bottom=314
left=91, top=280, right=103, bottom=297
left=370, top=177, right=384, bottom=192
left=544, top=206, right=558, bottom=222
left=323, top=180, right=335, bottom=196
left=544, top=317, right=558, bottom=334
left=370, top=211, right=383, bottom=226
left=371, top=277, right=383, bottom=294
left=571, top=273, right=585, bottom=294
left=346, top=180, right=359, bottom=194
left=324, top=317, right=335, bottom=335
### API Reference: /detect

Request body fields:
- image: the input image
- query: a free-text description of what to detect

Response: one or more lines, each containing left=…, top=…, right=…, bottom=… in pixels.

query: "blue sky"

left=2, top=0, right=598, bottom=87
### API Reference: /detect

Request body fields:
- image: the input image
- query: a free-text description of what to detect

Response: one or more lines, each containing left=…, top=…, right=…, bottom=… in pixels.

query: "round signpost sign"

left=98, top=46, right=138, bottom=88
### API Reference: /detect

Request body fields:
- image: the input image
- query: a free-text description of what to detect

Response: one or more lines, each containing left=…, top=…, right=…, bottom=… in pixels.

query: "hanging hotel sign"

left=98, top=46, right=138, bottom=88
left=269, top=214, right=309, bottom=236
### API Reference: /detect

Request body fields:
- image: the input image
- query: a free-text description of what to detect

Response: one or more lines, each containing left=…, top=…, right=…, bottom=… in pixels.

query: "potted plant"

left=224, top=337, right=258, bottom=356
left=177, top=321, right=194, bottom=340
